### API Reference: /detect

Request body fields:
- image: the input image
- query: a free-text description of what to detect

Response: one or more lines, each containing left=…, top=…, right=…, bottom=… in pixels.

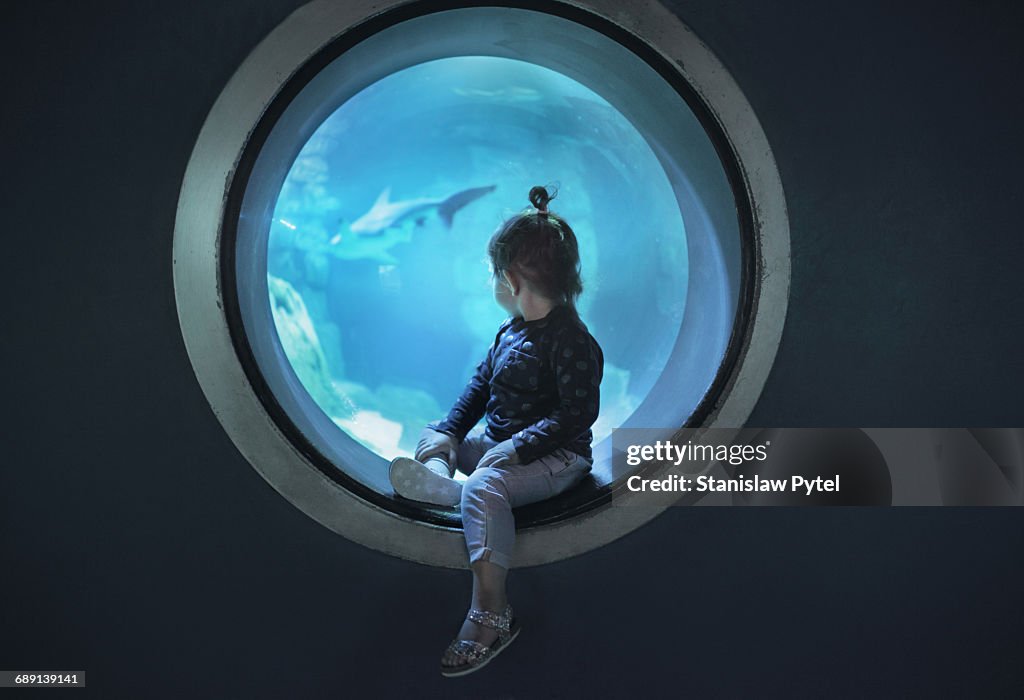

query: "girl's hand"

left=415, top=428, right=457, bottom=463
left=477, top=440, right=521, bottom=470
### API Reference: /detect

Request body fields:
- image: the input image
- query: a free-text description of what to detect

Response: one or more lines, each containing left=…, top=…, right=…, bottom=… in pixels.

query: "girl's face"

left=492, top=269, right=518, bottom=315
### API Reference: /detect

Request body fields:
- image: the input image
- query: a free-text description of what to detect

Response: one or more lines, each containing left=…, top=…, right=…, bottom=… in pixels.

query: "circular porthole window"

left=174, top=0, right=790, bottom=568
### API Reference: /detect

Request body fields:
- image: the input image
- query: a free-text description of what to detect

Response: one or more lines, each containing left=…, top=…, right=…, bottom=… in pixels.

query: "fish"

left=349, top=185, right=497, bottom=236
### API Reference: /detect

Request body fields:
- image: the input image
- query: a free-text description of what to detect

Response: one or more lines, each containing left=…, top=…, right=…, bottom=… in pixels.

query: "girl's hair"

left=488, top=185, right=583, bottom=307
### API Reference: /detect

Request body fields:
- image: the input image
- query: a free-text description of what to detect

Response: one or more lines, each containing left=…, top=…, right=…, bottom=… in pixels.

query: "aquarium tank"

left=265, top=56, right=689, bottom=465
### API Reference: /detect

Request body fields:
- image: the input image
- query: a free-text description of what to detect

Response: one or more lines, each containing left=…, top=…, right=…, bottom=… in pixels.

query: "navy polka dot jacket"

left=431, top=304, right=604, bottom=464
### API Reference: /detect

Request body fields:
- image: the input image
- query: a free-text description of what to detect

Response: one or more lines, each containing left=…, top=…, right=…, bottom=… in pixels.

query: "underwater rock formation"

left=268, top=275, right=351, bottom=419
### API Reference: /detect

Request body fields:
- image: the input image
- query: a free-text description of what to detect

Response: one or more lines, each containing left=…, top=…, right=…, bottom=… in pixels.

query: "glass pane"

left=267, top=56, right=687, bottom=460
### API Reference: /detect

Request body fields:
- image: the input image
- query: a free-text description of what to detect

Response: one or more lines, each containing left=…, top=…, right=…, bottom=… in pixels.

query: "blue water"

left=267, top=56, right=688, bottom=459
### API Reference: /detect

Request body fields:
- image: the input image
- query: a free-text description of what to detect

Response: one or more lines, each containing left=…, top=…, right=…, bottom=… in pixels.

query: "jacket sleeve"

left=429, top=322, right=507, bottom=442
left=510, top=327, right=604, bottom=463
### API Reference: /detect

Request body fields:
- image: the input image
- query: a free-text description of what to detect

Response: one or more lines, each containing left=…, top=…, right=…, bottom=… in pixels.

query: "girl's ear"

left=502, top=270, right=520, bottom=296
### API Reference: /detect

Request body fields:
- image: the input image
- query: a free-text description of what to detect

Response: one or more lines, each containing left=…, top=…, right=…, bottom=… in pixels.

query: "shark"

left=349, top=184, right=497, bottom=236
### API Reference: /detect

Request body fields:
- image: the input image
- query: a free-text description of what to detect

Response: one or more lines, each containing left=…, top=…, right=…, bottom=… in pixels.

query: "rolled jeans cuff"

left=469, top=545, right=511, bottom=570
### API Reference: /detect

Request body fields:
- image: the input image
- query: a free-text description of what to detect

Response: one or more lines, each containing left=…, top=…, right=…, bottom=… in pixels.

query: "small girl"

left=388, top=185, right=604, bottom=677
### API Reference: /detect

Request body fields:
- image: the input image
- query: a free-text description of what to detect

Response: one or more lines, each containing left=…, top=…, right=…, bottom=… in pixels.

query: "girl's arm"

left=430, top=356, right=492, bottom=442
left=510, top=328, right=604, bottom=464
left=428, top=320, right=511, bottom=441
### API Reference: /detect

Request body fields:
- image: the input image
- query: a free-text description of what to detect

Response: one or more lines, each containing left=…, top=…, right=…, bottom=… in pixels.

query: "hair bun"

left=528, top=185, right=554, bottom=213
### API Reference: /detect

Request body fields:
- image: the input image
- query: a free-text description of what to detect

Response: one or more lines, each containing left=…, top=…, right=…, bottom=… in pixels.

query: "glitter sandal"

left=440, top=604, right=521, bottom=678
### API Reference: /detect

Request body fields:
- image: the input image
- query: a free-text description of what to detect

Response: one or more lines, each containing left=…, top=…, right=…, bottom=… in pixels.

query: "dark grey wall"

left=2, top=1, right=1022, bottom=698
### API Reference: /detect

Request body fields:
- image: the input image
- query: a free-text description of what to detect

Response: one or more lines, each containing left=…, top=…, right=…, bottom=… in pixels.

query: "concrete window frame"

left=173, top=0, right=790, bottom=568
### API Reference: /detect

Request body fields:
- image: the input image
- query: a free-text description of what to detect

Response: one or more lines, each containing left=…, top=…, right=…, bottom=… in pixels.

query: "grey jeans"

left=443, top=433, right=592, bottom=570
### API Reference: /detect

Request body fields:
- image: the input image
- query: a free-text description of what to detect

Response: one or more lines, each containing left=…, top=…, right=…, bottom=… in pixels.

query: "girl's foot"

left=440, top=604, right=519, bottom=677
left=440, top=613, right=501, bottom=668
